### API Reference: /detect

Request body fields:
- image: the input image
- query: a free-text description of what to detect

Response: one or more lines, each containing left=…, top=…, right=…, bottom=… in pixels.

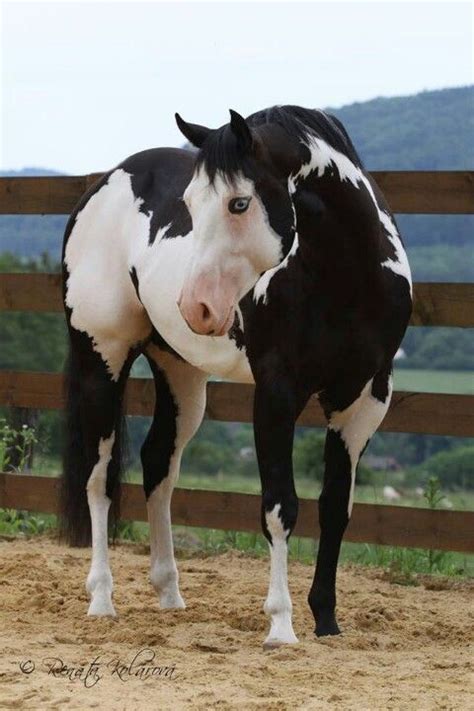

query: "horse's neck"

left=289, top=142, right=383, bottom=275
left=293, top=135, right=380, bottom=234
left=293, top=135, right=376, bottom=210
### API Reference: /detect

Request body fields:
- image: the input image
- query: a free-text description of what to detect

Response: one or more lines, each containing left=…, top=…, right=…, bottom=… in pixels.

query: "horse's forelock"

left=195, top=124, right=256, bottom=187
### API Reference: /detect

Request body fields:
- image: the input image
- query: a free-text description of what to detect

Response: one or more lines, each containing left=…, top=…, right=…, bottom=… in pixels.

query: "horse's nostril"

left=201, top=303, right=211, bottom=322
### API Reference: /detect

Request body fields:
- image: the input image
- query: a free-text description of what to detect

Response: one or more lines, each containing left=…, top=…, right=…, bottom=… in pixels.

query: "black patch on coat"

left=371, top=365, right=392, bottom=403
left=129, top=267, right=141, bottom=302
left=120, top=148, right=194, bottom=244
left=228, top=311, right=245, bottom=351
left=254, top=174, right=296, bottom=258
left=141, top=356, right=179, bottom=498
left=150, top=327, right=184, bottom=361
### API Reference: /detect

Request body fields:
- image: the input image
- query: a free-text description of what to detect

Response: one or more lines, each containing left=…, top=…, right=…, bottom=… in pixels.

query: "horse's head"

left=175, top=110, right=297, bottom=336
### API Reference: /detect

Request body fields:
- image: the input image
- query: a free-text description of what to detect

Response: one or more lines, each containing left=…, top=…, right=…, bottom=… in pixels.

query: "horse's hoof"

left=315, top=620, right=341, bottom=637
left=160, top=598, right=186, bottom=610
left=159, top=592, right=186, bottom=610
left=263, top=634, right=299, bottom=651
left=87, top=597, right=116, bottom=617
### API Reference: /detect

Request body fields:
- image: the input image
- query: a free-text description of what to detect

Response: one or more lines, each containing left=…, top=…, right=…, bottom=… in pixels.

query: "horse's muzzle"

left=177, top=297, right=235, bottom=337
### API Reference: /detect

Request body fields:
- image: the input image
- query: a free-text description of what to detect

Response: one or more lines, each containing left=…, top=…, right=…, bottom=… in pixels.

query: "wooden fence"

left=0, top=172, right=473, bottom=553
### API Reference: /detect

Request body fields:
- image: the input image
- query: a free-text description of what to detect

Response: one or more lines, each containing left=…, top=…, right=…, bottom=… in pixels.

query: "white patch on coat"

left=292, top=134, right=412, bottom=294
left=263, top=504, right=298, bottom=648
left=86, top=433, right=116, bottom=616
left=329, top=376, right=393, bottom=516
left=64, top=169, right=152, bottom=380
left=377, top=212, right=412, bottom=288
left=253, top=234, right=299, bottom=305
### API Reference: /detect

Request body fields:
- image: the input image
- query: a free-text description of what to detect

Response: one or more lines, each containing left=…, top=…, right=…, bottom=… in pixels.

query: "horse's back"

left=118, top=146, right=194, bottom=178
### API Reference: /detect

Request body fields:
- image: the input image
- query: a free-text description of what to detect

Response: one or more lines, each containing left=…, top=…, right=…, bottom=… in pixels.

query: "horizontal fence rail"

left=1, top=274, right=474, bottom=328
left=1, top=473, right=473, bottom=553
left=0, top=370, right=473, bottom=437
left=1, top=171, right=474, bottom=214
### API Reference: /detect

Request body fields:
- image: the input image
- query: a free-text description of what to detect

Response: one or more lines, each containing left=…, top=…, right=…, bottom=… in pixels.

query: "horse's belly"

left=136, top=236, right=254, bottom=383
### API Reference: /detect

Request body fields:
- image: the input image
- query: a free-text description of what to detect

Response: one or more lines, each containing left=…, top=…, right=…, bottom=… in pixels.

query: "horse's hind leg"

left=308, top=368, right=393, bottom=636
left=142, top=344, right=207, bottom=609
left=62, top=327, right=136, bottom=617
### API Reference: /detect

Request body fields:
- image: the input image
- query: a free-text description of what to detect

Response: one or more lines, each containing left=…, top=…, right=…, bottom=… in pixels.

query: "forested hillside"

left=331, top=86, right=473, bottom=170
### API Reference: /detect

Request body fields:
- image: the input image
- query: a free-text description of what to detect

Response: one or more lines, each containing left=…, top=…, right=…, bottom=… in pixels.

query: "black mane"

left=196, top=105, right=363, bottom=183
left=247, top=105, right=363, bottom=167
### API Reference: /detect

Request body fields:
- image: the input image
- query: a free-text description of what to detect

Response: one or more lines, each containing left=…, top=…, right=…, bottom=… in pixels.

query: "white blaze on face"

left=178, top=168, right=283, bottom=335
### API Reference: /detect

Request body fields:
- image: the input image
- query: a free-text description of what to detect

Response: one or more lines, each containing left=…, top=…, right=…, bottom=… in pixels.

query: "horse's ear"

left=229, top=109, right=253, bottom=152
left=175, top=113, right=211, bottom=148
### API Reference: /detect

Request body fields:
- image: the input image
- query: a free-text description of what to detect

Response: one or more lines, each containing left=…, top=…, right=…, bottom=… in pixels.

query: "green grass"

left=0, top=508, right=56, bottom=537
left=394, top=368, right=474, bottom=394
left=112, top=521, right=474, bottom=579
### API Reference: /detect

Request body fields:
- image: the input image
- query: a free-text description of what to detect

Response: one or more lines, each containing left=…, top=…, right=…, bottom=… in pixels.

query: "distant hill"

left=0, top=168, right=69, bottom=259
left=0, top=168, right=64, bottom=177
left=330, top=86, right=474, bottom=170
left=0, top=86, right=473, bottom=279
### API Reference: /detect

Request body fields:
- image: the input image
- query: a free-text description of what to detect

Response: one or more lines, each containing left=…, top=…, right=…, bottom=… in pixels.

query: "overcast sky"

left=1, top=0, right=472, bottom=174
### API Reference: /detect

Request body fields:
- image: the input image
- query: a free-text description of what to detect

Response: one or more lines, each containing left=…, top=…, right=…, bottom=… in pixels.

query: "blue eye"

left=229, top=197, right=251, bottom=214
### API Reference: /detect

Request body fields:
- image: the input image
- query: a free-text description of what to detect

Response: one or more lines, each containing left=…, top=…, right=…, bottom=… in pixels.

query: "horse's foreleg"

left=143, top=346, right=207, bottom=609
left=253, top=373, right=300, bottom=649
left=308, top=371, right=393, bottom=636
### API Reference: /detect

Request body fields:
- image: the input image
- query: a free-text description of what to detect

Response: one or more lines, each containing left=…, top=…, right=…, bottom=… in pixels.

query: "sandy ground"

left=0, top=537, right=473, bottom=711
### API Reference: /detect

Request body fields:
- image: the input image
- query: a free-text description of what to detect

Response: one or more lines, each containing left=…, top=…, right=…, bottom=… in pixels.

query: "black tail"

left=59, top=347, right=127, bottom=547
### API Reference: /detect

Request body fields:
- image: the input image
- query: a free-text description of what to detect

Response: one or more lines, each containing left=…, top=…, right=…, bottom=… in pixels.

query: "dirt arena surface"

left=0, top=537, right=473, bottom=710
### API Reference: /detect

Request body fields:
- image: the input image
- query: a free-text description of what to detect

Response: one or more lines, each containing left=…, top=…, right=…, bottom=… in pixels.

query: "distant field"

left=394, top=368, right=474, bottom=394
left=32, top=462, right=474, bottom=512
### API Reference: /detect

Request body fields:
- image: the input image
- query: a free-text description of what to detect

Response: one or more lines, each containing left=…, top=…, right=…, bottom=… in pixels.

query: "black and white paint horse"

left=60, top=105, right=411, bottom=648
